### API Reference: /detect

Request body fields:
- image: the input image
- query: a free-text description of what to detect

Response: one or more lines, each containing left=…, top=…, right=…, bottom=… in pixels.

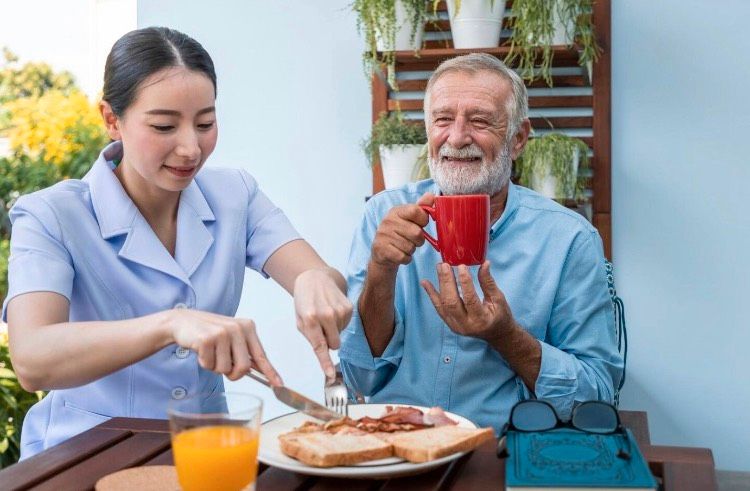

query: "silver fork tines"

left=324, top=370, right=349, bottom=417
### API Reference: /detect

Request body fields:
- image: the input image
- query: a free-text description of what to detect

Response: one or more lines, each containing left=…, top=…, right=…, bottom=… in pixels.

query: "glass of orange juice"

left=169, top=392, right=262, bottom=491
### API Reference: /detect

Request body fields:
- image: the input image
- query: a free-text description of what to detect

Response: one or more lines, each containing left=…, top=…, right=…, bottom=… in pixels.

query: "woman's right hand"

left=167, top=308, right=282, bottom=386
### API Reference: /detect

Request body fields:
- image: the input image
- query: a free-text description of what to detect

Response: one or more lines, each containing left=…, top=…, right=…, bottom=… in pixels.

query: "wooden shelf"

left=387, top=45, right=582, bottom=70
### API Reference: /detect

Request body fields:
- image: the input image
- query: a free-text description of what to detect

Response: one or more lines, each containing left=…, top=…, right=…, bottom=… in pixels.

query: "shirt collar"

left=84, top=141, right=216, bottom=284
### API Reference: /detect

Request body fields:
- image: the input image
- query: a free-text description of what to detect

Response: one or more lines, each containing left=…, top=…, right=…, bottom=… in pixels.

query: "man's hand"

left=370, top=193, right=434, bottom=271
left=421, top=261, right=515, bottom=342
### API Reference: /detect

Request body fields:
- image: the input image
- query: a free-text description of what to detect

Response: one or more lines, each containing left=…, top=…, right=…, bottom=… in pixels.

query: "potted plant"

left=514, top=133, right=589, bottom=200
left=441, top=0, right=507, bottom=49
left=353, top=0, right=428, bottom=90
left=363, top=112, right=427, bottom=189
left=505, top=0, right=600, bottom=86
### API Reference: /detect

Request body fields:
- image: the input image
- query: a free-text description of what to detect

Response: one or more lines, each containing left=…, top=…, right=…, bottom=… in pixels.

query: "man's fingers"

left=421, top=279, right=442, bottom=311
left=457, top=265, right=482, bottom=312
left=416, top=192, right=435, bottom=206
left=478, top=261, right=503, bottom=301
left=437, top=263, right=466, bottom=316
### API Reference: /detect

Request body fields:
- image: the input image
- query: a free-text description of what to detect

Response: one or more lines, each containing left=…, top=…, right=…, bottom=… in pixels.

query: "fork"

left=324, top=365, right=350, bottom=417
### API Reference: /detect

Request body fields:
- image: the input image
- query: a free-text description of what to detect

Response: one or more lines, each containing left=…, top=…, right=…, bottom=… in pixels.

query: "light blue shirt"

left=339, top=180, right=624, bottom=433
left=2, top=141, right=300, bottom=459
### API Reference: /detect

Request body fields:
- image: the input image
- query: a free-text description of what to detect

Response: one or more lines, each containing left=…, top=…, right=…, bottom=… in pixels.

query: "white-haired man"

left=339, top=53, right=623, bottom=432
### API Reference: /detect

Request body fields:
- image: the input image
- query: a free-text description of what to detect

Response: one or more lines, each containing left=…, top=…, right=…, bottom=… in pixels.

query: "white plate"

left=258, top=403, right=477, bottom=479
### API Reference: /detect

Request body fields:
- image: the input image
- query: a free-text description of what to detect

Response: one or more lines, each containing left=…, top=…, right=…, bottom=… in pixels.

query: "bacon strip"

left=303, top=406, right=459, bottom=435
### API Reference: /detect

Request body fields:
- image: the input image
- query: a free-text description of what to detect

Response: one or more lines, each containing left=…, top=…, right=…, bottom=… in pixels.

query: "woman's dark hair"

left=103, top=27, right=216, bottom=116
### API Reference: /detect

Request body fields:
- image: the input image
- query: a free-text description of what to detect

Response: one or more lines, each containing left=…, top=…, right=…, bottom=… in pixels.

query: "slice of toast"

left=388, top=426, right=495, bottom=463
left=279, top=429, right=392, bottom=467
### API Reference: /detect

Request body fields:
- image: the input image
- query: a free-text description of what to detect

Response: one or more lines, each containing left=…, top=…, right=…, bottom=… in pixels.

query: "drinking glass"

left=169, top=392, right=262, bottom=491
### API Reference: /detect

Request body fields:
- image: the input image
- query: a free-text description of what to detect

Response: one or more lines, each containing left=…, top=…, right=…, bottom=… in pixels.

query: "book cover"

left=505, top=428, right=657, bottom=490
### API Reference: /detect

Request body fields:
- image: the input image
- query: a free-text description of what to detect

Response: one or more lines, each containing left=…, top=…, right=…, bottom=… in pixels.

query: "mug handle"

left=419, top=205, right=440, bottom=252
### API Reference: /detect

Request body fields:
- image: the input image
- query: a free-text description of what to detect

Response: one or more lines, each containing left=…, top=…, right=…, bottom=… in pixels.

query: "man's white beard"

left=428, top=141, right=512, bottom=196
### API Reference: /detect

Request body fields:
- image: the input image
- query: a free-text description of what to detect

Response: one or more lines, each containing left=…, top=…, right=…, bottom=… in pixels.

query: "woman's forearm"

left=10, top=310, right=174, bottom=391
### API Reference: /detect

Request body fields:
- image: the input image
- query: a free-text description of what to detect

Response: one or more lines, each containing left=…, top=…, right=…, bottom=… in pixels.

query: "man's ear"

left=510, top=119, right=531, bottom=160
left=99, top=101, right=121, bottom=140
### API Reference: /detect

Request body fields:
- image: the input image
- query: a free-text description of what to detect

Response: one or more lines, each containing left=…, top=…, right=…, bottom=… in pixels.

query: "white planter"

left=379, top=144, right=422, bottom=189
left=530, top=147, right=580, bottom=199
left=376, top=0, right=425, bottom=52
left=447, top=0, right=506, bottom=49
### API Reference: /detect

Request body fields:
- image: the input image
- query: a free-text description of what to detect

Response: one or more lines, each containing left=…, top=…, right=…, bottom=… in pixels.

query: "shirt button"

left=171, top=387, right=187, bottom=400
left=174, top=303, right=188, bottom=309
left=443, top=356, right=451, bottom=364
left=175, top=347, right=190, bottom=359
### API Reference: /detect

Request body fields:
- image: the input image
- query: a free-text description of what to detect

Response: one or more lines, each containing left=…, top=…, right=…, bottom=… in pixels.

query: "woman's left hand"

left=293, top=268, right=353, bottom=379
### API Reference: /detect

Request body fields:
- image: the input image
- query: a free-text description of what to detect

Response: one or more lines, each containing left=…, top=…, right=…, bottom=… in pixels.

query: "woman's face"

left=104, top=66, right=218, bottom=193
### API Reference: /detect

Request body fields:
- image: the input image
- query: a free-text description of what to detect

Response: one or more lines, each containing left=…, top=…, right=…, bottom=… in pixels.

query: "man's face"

left=426, top=71, right=515, bottom=196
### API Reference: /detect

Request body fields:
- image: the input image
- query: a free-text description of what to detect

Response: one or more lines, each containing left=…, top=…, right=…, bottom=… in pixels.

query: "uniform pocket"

left=63, top=400, right=112, bottom=421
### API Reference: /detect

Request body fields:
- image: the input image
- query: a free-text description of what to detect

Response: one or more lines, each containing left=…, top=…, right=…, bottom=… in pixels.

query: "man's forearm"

left=488, top=322, right=541, bottom=392
left=358, top=261, right=399, bottom=357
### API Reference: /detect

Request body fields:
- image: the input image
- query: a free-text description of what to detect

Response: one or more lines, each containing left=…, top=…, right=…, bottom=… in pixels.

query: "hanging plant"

left=505, top=0, right=601, bottom=86
left=515, top=133, right=590, bottom=200
left=353, top=0, right=427, bottom=90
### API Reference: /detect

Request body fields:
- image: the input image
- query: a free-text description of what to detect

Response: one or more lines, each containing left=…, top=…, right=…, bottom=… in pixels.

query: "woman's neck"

left=113, top=162, right=180, bottom=233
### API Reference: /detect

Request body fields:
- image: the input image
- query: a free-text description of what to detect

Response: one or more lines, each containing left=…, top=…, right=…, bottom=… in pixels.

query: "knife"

left=245, top=368, right=342, bottom=422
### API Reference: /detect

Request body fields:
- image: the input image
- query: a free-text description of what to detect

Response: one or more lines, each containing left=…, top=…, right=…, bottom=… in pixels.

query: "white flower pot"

left=376, top=0, right=425, bottom=51
left=530, top=147, right=580, bottom=199
left=379, top=144, right=422, bottom=189
left=447, top=0, right=506, bottom=49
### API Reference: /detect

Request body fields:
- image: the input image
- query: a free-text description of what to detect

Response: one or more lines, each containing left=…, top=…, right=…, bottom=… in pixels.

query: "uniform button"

left=174, top=303, right=188, bottom=309
left=171, top=387, right=187, bottom=400
left=175, top=347, right=190, bottom=359
left=443, top=356, right=451, bottom=364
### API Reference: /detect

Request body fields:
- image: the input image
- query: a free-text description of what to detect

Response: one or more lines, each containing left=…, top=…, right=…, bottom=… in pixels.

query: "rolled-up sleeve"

left=240, top=170, right=301, bottom=277
left=534, top=232, right=624, bottom=419
left=339, top=203, right=403, bottom=396
left=2, top=196, right=75, bottom=321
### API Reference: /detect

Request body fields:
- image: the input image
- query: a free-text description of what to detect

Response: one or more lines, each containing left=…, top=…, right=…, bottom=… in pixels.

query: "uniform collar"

left=84, top=141, right=216, bottom=283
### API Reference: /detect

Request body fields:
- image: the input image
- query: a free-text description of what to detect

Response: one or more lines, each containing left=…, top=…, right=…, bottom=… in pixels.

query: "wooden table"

left=0, top=411, right=717, bottom=490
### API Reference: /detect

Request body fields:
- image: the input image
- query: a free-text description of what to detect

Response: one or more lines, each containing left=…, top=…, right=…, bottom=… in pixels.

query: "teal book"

left=505, top=428, right=657, bottom=490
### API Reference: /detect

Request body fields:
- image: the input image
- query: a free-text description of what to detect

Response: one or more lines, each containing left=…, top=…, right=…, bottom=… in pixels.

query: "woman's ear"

left=99, top=101, right=121, bottom=140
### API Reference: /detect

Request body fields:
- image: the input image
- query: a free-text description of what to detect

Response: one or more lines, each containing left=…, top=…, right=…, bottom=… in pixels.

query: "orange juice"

left=172, top=425, right=259, bottom=491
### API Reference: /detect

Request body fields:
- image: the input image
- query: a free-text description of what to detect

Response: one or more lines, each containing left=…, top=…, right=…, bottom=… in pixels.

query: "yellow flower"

left=4, top=89, right=107, bottom=175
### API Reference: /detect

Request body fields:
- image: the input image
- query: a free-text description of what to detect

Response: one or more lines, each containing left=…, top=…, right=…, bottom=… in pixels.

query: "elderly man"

left=339, top=53, right=623, bottom=432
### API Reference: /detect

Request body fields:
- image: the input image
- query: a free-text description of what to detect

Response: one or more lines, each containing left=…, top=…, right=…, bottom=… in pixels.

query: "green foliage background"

left=0, top=48, right=104, bottom=468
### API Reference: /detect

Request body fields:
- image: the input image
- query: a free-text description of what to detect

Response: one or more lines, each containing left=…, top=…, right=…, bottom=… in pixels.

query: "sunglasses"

left=496, top=400, right=632, bottom=460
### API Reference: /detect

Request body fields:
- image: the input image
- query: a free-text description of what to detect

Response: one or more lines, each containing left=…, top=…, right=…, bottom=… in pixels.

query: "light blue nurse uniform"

left=1, top=141, right=301, bottom=459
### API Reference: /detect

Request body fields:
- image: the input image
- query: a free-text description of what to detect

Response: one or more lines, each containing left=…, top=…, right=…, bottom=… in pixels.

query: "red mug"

left=419, top=194, right=490, bottom=266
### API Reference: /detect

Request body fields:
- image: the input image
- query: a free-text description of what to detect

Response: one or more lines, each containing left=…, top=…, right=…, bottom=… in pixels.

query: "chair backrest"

left=605, top=260, right=627, bottom=407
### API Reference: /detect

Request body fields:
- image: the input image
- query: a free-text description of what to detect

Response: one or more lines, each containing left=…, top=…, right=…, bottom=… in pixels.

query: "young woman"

left=2, top=27, right=352, bottom=459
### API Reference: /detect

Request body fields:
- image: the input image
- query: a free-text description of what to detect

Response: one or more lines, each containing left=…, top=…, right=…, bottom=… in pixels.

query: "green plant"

left=1, top=328, right=45, bottom=468
left=515, top=133, right=589, bottom=199
left=353, top=0, right=427, bottom=90
left=0, top=48, right=75, bottom=132
left=412, top=143, right=430, bottom=180
left=505, top=0, right=600, bottom=86
left=362, top=111, right=427, bottom=165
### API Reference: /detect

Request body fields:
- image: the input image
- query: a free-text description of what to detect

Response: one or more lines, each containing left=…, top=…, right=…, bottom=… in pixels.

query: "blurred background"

left=0, top=0, right=747, bottom=476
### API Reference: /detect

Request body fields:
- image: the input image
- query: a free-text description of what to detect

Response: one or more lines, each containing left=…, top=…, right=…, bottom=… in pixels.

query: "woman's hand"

left=293, top=268, right=353, bottom=379
left=169, top=309, right=283, bottom=386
